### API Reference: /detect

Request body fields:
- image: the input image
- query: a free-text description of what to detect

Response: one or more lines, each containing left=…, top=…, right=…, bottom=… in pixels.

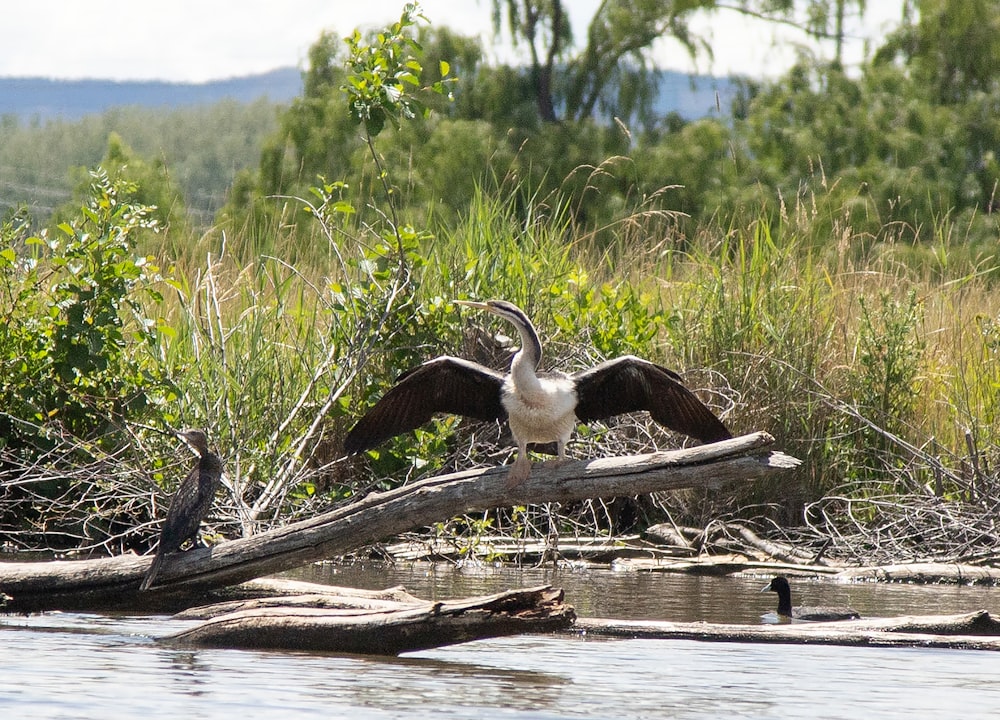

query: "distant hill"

left=0, top=68, right=303, bottom=121
left=0, top=67, right=734, bottom=122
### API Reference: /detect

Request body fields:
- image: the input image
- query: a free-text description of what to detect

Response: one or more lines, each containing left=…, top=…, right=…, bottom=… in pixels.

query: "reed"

left=4, top=157, right=998, bottom=549
left=155, top=177, right=999, bottom=514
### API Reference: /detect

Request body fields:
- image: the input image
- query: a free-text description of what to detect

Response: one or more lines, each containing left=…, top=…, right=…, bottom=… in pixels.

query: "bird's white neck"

left=509, top=319, right=544, bottom=396
left=511, top=348, right=542, bottom=392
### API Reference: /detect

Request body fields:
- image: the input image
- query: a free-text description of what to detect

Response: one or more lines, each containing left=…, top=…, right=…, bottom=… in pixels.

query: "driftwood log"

left=572, top=611, right=1000, bottom=651
left=166, top=585, right=573, bottom=655
left=172, top=578, right=427, bottom=619
left=0, top=432, right=794, bottom=613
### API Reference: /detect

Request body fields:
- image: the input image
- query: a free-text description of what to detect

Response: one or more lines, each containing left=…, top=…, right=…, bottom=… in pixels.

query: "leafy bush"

left=0, top=169, right=174, bottom=448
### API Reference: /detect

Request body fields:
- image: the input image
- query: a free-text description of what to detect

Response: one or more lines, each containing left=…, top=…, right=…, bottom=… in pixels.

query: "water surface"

left=3, top=565, right=1000, bottom=719
left=302, top=560, right=1000, bottom=623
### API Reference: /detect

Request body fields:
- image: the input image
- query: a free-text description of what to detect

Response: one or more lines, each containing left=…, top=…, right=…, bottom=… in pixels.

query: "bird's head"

left=176, top=428, right=211, bottom=458
left=456, top=299, right=532, bottom=330
left=456, top=299, right=542, bottom=368
left=761, top=576, right=790, bottom=594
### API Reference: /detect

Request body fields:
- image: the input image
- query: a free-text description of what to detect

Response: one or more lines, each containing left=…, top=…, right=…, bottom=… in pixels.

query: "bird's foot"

left=504, top=457, right=532, bottom=489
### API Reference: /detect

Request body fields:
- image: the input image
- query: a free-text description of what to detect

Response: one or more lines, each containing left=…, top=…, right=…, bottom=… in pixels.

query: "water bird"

left=343, top=299, right=731, bottom=485
left=140, top=429, right=224, bottom=591
left=762, top=575, right=861, bottom=622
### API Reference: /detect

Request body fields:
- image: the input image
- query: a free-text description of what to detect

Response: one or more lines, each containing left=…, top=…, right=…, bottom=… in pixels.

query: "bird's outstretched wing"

left=572, top=355, right=731, bottom=443
left=344, top=356, right=507, bottom=454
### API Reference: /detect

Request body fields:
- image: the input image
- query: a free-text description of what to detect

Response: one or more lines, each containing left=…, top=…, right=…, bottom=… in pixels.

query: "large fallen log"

left=165, top=585, right=574, bottom=655
left=572, top=611, right=1000, bottom=651
left=0, top=432, right=794, bottom=613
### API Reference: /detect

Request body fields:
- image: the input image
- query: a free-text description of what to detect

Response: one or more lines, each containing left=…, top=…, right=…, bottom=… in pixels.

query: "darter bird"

left=343, top=299, right=731, bottom=485
left=140, top=429, right=223, bottom=591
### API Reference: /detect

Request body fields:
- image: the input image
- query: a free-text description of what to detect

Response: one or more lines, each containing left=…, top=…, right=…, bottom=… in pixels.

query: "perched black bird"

left=140, top=429, right=224, bottom=591
left=762, top=576, right=861, bottom=622
left=344, top=299, right=731, bottom=485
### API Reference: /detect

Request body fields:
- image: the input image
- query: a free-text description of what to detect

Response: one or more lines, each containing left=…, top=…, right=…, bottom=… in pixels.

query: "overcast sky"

left=4, top=1, right=904, bottom=82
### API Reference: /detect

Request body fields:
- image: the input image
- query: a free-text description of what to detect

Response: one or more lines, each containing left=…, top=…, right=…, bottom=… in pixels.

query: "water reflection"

left=3, top=568, right=1000, bottom=719
left=298, top=560, right=1000, bottom=623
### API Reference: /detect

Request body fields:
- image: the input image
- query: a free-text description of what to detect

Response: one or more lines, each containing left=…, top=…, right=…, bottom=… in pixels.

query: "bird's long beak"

left=455, top=300, right=490, bottom=311
left=760, top=583, right=772, bottom=593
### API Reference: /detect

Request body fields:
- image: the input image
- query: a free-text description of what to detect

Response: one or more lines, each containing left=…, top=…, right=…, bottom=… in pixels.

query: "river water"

left=3, top=563, right=1000, bottom=719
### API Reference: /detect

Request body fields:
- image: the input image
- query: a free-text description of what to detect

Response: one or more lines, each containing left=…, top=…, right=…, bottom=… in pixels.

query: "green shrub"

left=0, top=169, right=174, bottom=448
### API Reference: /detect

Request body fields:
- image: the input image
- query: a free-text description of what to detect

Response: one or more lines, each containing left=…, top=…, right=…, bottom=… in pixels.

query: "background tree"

left=874, top=0, right=1000, bottom=218
left=492, top=0, right=712, bottom=125
left=877, top=0, right=1000, bottom=104
left=491, top=1, right=873, bottom=127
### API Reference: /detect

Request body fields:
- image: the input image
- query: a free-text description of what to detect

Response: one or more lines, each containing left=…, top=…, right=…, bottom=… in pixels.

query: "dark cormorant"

left=140, top=429, right=223, bottom=591
left=762, top=576, right=861, bottom=622
left=344, top=299, right=731, bottom=484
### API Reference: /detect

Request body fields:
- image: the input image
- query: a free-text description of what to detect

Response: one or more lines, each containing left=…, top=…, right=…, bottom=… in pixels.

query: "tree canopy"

left=211, top=0, right=998, bottom=258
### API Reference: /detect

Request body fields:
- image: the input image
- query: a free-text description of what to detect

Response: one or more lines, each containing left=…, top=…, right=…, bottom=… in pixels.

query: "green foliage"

left=0, top=169, right=174, bottom=446
left=853, top=290, right=925, bottom=428
left=0, top=99, right=281, bottom=228
left=878, top=0, right=1000, bottom=104
left=52, top=133, right=191, bottom=253
left=342, top=3, right=454, bottom=138
left=5, top=2, right=1000, bottom=552
left=550, top=272, right=666, bottom=359
left=213, top=1, right=1000, bottom=267
left=492, top=0, right=714, bottom=124
left=964, top=313, right=1000, bottom=440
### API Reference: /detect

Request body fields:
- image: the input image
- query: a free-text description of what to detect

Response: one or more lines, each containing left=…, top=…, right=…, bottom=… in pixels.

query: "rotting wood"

left=174, top=593, right=421, bottom=620
left=602, top=556, right=1000, bottom=587
left=0, top=432, right=793, bottom=613
left=643, top=523, right=695, bottom=552
left=164, top=585, right=574, bottom=655
left=570, top=610, right=1000, bottom=651
left=175, top=579, right=427, bottom=620
left=730, top=524, right=821, bottom=565
left=644, top=521, right=831, bottom=566
left=225, top=577, right=423, bottom=604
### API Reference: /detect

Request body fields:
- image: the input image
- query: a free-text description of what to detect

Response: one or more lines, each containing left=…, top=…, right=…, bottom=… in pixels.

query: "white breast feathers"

left=501, top=372, right=578, bottom=445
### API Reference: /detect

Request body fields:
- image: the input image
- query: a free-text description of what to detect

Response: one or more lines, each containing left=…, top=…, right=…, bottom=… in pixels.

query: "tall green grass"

left=173, top=178, right=1000, bottom=513
left=3, top=160, right=998, bottom=550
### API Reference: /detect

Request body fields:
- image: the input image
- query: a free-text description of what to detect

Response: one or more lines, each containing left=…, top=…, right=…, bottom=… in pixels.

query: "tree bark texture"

left=0, top=432, right=791, bottom=613
left=165, top=585, right=573, bottom=655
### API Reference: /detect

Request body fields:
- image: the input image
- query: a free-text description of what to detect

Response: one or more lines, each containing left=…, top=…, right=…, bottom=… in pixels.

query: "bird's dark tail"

left=139, top=549, right=165, bottom=592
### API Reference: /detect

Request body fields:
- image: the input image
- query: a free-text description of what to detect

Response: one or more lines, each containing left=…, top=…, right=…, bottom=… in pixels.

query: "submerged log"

left=165, top=585, right=573, bottom=655
left=0, top=432, right=792, bottom=613
left=572, top=611, right=1000, bottom=651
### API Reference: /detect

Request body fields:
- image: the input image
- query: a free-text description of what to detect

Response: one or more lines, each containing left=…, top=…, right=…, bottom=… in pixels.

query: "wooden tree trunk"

left=0, top=432, right=794, bottom=613
left=166, top=585, right=573, bottom=655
